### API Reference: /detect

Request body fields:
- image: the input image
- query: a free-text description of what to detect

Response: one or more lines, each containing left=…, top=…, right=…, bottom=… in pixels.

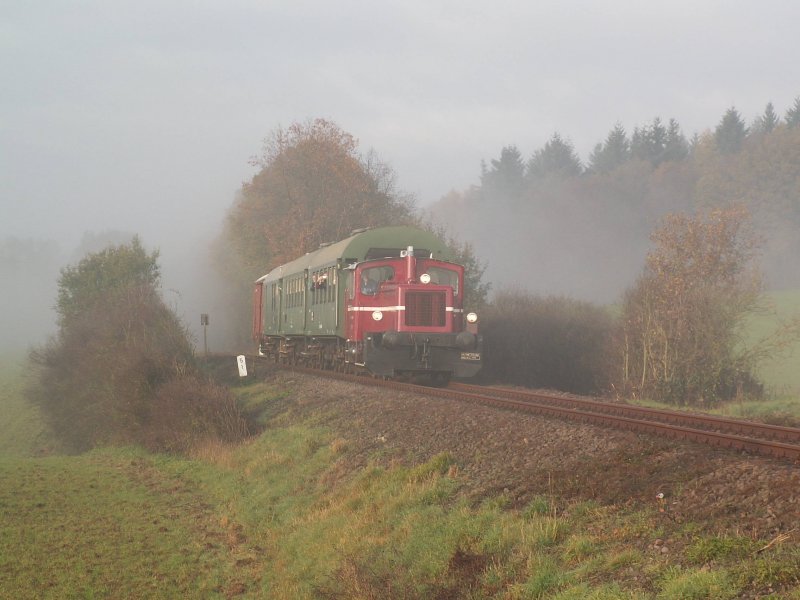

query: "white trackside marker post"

left=237, top=355, right=248, bottom=377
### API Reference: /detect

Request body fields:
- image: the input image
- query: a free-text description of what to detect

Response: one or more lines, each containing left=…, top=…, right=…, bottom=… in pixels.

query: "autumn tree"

left=225, top=119, right=415, bottom=274
left=616, top=206, right=765, bottom=406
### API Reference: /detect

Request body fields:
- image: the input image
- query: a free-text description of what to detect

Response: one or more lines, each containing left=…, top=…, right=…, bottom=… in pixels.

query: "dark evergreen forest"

left=427, top=100, right=800, bottom=302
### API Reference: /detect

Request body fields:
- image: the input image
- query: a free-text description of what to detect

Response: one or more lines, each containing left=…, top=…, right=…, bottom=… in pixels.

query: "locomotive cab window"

left=360, top=265, right=394, bottom=295
left=426, top=266, right=459, bottom=295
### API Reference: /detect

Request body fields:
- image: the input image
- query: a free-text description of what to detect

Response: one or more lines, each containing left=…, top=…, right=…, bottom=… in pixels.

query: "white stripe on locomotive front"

left=347, top=306, right=463, bottom=312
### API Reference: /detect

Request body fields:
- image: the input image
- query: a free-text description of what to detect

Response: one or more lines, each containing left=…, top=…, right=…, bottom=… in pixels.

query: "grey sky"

left=2, top=0, right=799, bottom=249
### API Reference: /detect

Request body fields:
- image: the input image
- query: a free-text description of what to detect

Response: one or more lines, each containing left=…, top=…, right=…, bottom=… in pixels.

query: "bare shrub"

left=144, top=375, right=248, bottom=453
left=29, top=284, right=195, bottom=451
left=482, top=289, right=613, bottom=393
left=28, top=239, right=249, bottom=453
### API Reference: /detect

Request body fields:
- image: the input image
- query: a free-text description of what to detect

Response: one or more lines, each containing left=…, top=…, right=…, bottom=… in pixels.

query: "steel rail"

left=256, top=358, right=800, bottom=462
left=449, top=382, right=800, bottom=444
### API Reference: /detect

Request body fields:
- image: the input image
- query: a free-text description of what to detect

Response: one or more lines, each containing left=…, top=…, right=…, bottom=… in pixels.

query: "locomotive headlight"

left=372, top=310, right=383, bottom=321
left=419, top=273, right=431, bottom=284
left=466, top=312, right=478, bottom=324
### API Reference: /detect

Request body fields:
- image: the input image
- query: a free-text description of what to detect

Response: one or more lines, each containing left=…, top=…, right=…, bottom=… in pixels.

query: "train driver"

left=360, top=273, right=379, bottom=295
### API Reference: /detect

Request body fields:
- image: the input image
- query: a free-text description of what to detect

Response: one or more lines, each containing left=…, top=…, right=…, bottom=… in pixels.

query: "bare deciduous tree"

left=616, top=206, right=769, bottom=405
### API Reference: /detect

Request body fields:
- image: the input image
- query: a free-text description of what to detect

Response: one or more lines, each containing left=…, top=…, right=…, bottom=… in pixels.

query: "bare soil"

left=259, top=367, right=800, bottom=541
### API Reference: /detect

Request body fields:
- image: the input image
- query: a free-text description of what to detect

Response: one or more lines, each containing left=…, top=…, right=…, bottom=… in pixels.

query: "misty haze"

left=3, top=2, right=800, bottom=598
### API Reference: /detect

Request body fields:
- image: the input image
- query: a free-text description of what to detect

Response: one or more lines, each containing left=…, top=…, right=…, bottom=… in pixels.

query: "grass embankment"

left=2, top=363, right=800, bottom=598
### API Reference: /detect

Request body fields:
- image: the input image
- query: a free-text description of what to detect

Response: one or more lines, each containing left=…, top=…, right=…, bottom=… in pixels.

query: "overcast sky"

left=3, top=0, right=800, bottom=251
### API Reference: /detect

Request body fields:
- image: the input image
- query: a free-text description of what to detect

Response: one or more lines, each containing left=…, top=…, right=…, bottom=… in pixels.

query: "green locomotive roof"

left=256, top=226, right=453, bottom=284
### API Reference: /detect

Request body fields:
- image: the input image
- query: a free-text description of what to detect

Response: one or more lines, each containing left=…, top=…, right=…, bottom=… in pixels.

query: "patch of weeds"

left=513, top=554, right=571, bottom=599
left=551, top=581, right=645, bottom=599
left=303, top=436, right=324, bottom=457
left=561, top=534, right=598, bottom=564
left=564, top=499, right=601, bottom=521
left=484, top=492, right=512, bottom=511
left=406, top=452, right=455, bottom=483
left=316, top=552, right=418, bottom=599
left=656, top=566, right=739, bottom=599
left=481, top=558, right=512, bottom=596
left=736, top=551, right=800, bottom=590
left=606, top=508, right=661, bottom=542
left=329, top=437, right=348, bottom=454
left=685, top=535, right=754, bottom=563
left=603, top=548, right=643, bottom=572
left=419, top=474, right=460, bottom=505
left=524, top=494, right=554, bottom=518
left=526, top=514, right=569, bottom=548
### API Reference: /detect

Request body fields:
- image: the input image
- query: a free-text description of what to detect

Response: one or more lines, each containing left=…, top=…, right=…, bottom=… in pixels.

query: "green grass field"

left=2, top=359, right=800, bottom=598
left=747, top=289, right=800, bottom=395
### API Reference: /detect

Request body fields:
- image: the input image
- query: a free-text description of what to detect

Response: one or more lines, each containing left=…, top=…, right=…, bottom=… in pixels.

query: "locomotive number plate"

left=460, top=352, right=481, bottom=361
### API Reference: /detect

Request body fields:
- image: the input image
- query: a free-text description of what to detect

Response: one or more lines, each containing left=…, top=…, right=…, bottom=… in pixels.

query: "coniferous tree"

left=715, top=107, right=748, bottom=154
left=750, top=102, right=780, bottom=136
left=526, top=133, right=583, bottom=180
left=688, top=132, right=701, bottom=155
left=588, top=123, right=630, bottom=173
left=481, top=145, right=526, bottom=199
left=663, top=118, right=689, bottom=163
left=756, top=102, right=780, bottom=134
left=785, top=96, right=800, bottom=128
left=631, top=117, right=668, bottom=165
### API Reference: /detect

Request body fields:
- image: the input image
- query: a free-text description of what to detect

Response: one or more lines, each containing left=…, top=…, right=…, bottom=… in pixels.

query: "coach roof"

left=256, top=226, right=453, bottom=284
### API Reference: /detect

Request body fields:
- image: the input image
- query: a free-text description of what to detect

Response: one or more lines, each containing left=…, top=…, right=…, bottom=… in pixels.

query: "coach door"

left=308, top=265, right=337, bottom=335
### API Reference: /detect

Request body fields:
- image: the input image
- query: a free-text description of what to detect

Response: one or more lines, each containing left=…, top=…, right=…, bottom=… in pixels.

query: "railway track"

left=253, top=356, right=800, bottom=462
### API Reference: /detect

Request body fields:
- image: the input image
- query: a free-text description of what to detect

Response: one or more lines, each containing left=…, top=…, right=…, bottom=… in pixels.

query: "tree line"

left=482, top=98, right=800, bottom=183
